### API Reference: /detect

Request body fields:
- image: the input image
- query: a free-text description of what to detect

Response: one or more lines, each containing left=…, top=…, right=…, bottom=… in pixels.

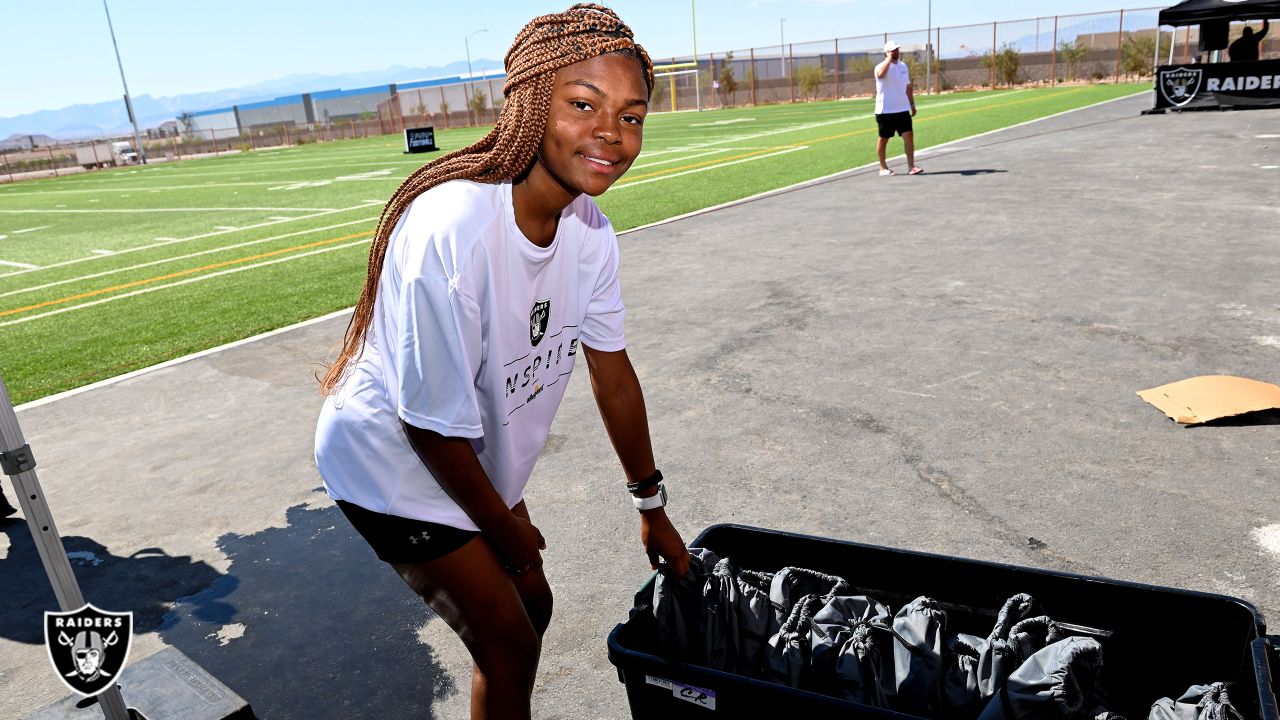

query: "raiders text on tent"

left=1205, top=75, right=1280, bottom=91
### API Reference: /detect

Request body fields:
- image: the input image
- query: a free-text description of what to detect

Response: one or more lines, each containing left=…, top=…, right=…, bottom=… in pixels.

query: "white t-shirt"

left=875, top=61, right=912, bottom=115
left=314, top=179, right=626, bottom=530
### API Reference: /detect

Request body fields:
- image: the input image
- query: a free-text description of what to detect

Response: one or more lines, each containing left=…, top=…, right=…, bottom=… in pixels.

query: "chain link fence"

left=5, top=5, right=1279, bottom=184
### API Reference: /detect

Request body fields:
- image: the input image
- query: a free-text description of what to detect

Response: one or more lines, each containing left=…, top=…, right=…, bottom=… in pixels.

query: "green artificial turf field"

left=0, top=83, right=1145, bottom=405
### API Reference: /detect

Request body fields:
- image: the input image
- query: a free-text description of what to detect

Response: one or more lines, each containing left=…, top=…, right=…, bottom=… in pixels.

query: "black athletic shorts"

left=875, top=111, right=913, bottom=138
left=336, top=500, right=479, bottom=564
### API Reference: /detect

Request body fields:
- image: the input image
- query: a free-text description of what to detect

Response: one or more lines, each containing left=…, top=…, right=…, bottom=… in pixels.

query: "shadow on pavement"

left=156, top=501, right=458, bottom=719
left=918, top=169, right=1008, bottom=176
left=1192, top=409, right=1280, bottom=427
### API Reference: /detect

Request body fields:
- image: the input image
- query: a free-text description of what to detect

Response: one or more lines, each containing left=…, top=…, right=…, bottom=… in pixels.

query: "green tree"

left=795, top=64, right=825, bottom=101
left=467, top=88, right=489, bottom=124
left=650, top=78, right=667, bottom=110
left=981, top=44, right=1022, bottom=85
left=1121, top=32, right=1168, bottom=77
left=845, top=56, right=876, bottom=82
left=718, top=51, right=738, bottom=106
left=1058, top=39, right=1089, bottom=81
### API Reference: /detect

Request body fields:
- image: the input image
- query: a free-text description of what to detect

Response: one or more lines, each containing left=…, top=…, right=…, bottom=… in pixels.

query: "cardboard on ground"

left=1136, top=375, right=1280, bottom=425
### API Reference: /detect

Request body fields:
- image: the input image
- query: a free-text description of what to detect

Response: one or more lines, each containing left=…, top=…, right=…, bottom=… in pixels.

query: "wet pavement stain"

left=157, top=502, right=457, bottom=719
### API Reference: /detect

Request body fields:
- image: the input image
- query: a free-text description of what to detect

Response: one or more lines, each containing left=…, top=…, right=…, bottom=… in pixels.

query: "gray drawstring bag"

left=889, top=596, right=949, bottom=717
left=651, top=547, right=720, bottom=664
left=809, top=594, right=895, bottom=705
left=979, top=594, right=1066, bottom=699
left=977, top=636, right=1115, bottom=720
left=733, top=568, right=776, bottom=677
left=1149, top=683, right=1245, bottom=720
left=702, top=557, right=742, bottom=673
left=765, top=594, right=826, bottom=689
left=943, top=633, right=989, bottom=719
left=770, top=566, right=852, bottom=626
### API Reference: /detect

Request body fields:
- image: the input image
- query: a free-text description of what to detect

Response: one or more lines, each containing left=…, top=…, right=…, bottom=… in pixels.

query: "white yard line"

left=672, top=90, right=1030, bottom=152
left=0, top=239, right=369, bottom=328
left=0, top=216, right=378, bottom=300
left=13, top=226, right=50, bottom=233
left=0, top=202, right=382, bottom=279
left=0, top=259, right=39, bottom=269
left=613, top=146, right=808, bottom=188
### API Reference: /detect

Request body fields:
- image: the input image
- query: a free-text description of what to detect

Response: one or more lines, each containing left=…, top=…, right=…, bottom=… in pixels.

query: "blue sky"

left=2, top=0, right=1143, bottom=118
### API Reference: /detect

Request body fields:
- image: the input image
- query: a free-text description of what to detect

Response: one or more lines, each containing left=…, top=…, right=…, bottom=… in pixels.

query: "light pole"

left=103, top=0, right=147, bottom=164
left=780, top=18, right=788, bottom=88
left=465, top=28, right=488, bottom=125
left=925, top=0, right=932, bottom=94
left=691, top=0, right=701, bottom=111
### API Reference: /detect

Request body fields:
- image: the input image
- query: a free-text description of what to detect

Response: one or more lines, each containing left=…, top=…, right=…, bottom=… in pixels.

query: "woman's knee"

left=471, top=612, right=541, bottom=680
left=522, top=581, right=554, bottom=637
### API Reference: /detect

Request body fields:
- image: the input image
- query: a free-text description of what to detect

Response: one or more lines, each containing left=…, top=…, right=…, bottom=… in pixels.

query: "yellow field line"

left=1, top=230, right=372, bottom=318
left=616, top=147, right=784, bottom=185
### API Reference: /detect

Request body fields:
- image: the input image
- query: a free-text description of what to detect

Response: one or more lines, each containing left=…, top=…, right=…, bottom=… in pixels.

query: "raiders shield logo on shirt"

left=1159, top=67, right=1203, bottom=108
left=44, top=604, right=133, bottom=697
left=529, top=299, right=550, bottom=347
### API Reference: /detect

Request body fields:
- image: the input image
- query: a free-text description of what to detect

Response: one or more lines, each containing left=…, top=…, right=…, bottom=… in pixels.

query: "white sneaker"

left=879, top=168, right=895, bottom=176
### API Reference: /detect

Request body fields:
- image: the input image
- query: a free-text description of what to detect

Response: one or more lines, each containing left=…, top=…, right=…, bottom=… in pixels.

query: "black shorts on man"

left=875, top=111, right=913, bottom=139
left=336, top=499, right=478, bottom=564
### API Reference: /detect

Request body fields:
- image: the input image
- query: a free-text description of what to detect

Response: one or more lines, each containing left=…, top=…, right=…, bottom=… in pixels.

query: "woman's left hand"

left=640, top=509, right=690, bottom=578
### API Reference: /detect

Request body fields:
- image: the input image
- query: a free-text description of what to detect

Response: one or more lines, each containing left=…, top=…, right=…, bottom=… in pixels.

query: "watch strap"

left=632, top=482, right=667, bottom=511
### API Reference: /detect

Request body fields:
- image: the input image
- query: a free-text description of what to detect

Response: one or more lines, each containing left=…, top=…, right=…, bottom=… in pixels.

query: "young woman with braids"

left=314, top=5, right=690, bottom=717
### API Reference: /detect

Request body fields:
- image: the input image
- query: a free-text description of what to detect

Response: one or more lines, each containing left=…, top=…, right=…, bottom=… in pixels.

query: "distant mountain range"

left=1, top=59, right=504, bottom=141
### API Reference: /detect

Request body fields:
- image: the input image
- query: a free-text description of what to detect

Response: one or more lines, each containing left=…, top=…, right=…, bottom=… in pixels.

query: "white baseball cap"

left=884, top=41, right=902, bottom=52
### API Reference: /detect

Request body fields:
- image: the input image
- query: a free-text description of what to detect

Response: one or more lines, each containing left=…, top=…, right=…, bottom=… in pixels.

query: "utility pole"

left=103, top=0, right=147, bottom=164
left=465, top=29, right=488, bottom=126
left=780, top=18, right=788, bottom=90
left=691, top=0, right=702, bottom=111
left=925, top=0, right=932, bottom=94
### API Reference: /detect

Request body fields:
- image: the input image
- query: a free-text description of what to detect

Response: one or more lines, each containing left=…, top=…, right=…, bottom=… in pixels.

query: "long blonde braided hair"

left=320, top=3, right=653, bottom=395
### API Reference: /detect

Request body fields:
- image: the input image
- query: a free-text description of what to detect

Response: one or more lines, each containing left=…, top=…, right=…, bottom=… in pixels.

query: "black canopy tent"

left=1148, top=0, right=1280, bottom=111
left=1159, top=0, right=1280, bottom=27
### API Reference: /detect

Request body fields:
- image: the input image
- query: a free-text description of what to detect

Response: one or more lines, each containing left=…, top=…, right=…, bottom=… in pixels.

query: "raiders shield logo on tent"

left=529, top=299, right=550, bottom=347
left=45, top=604, right=133, bottom=697
left=1159, top=67, right=1203, bottom=108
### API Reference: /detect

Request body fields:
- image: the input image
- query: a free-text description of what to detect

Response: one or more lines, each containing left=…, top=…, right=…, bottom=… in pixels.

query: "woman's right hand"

left=489, top=514, right=546, bottom=575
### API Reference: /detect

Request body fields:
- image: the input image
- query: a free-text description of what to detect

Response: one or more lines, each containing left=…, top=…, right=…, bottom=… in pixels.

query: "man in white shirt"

left=874, top=40, right=922, bottom=176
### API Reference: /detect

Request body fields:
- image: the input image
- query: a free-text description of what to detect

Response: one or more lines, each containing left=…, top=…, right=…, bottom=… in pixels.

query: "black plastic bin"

left=607, top=524, right=1280, bottom=720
